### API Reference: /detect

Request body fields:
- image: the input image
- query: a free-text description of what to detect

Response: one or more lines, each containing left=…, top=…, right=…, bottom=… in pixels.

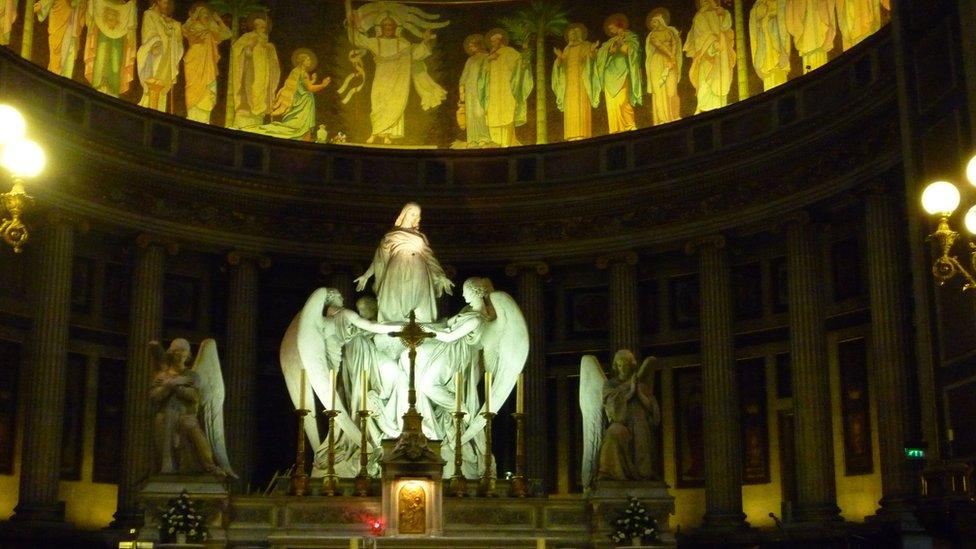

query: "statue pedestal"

left=586, top=481, right=676, bottom=546
left=137, top=474, right=230, bottom=545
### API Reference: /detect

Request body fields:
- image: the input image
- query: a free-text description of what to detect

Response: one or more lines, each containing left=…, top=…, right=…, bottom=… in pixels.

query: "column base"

left=700, top=510, right=750, bottom=532
left=9, top=501, right=66, bottom=525
left=681, top=514, right=754, bottom=547
left=792, top=503, right=844, bottom=524
left=110, top=505, right=145, bottom=530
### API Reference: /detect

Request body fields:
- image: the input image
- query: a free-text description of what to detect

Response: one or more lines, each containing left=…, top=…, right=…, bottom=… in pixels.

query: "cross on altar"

left=389, top=310, right=436, bottom=456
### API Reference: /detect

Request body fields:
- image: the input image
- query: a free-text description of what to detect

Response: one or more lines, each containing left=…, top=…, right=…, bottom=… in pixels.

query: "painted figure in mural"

left=749, top=0, right=791, bottom=91
left=684, top=0, right=736, bottom=114
left=552, top=23, right=598, bottom=141
left=229, top=13, right=281, bottom=129
left=580, top=351, right=661, bottom=487
left=182, top=2, right=231, bottom=124
left=0, top=0, right=16, bottom=46
left=458, top=33, right=491, bottom=146
left=786, top=0, right=837, bottom=73
left=644, top=9, right=682, bottom=126
left=835, top=0, right=882, bottom=51
left=84, top=0, right=137, bottom=97
left=243, top=49, right=330, bottom=140
left=136, top=0, right=184, bottom=112
left=347, top=2, right=448, bottom=144
left=150, top=339, right=236, bottom=478
left=593, top=14, right=642, bottom=134
left=33, top=0, right=86, bottom=77
left=355, top=202, right=454, bottom=323
left=480, top=28, right=533, bottom=147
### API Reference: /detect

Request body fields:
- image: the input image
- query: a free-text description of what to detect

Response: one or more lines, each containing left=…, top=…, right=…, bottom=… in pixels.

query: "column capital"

left=227, top=251, right=271, bottom=269
left=319, top=260, right=364, bottom=277
left=684, top=235, right=726, bottom=255
left=135, top=233, right=179, bottom=255
left=505, top=261, right=550, bottom=277
left=595, top=251, right=638, bottom=270
left=35, top=209, right=89, bottom=233
left=775, top=211, right=812, bottom=232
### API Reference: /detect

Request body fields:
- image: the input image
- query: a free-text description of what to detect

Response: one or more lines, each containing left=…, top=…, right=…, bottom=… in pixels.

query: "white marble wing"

left=280, top=288, right=328, bottom=450
left=579, top=354, right=606, bottom=489
left=191, top=338, right=237, bottom=478
left=461, top=291, right=529, bottom=443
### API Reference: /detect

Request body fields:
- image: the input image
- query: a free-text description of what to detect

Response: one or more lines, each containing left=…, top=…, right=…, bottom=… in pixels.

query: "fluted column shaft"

left=12, top=220, right=74, bottom=523
left=320, top=262, right=359, bottom=309
left=506, top=262, right=548, bottom=486
left=691, top=237, right=748, bottom=530
left=225, top=252, right=267, bottom=491
left=598, top=252, right=640, bottom=355
left=114, top=238, right=167, bottom=526
left=785, top=217, right=841, bottom=523
left=865, top=192, right=919, bottom=510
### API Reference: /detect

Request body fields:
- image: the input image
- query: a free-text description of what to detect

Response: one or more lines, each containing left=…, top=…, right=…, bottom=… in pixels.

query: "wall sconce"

left=921, top=154, right=976, bottom=289
left=0, top=104, right=45, bottom=253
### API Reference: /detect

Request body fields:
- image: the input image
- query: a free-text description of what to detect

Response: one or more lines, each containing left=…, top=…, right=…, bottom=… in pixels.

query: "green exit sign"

left=904, top=447, right=926, bottom=460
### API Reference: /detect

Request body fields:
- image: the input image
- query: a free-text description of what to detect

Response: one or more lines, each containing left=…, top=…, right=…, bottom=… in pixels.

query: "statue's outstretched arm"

left=434, top=315, right=480, bottom=343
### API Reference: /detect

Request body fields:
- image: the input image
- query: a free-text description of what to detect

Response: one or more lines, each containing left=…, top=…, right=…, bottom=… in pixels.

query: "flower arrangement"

left=609, top=496, right=658, bottom=546
left=160, top=490, right=207, bottom=543
left=330, top=132, right=348, bottom=144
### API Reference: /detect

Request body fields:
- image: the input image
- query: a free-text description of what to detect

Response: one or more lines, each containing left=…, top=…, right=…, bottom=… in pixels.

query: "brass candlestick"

left=0, top=178, right=33, bottom=253
left=290, top=408, right=310, bottom=496
left=479, top=411, right=496, bottom=497
left=355, top=409, right=371, bottom=496
left=450, top=410, right=467, bottom=497
left=323, top=409, right=340, bottom=496
left=510, top=412, right=528, bottom=497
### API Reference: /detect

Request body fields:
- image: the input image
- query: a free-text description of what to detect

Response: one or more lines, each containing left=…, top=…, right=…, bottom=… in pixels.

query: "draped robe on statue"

left=479, top=45, right=532, bottom=147
left=367, top=227, right=448, bottom=323
left=684, top=3, right=736, bottom=114
left=84, top=0, right=136, bottom=97
left=593, top=31, right=642, bottom=134
left=786, top=0, right=836, bottom=73
left=459, top=51, right=491, bottom=144
left=644, top=19, right=682, bottom=125
left=243, top=66, right=317, bottom=140
left=0, top=0, right=16, bottom=45
left=182, top=12, right=230, bottom=123
left=750, top=0, right=791, bottom=91
left=230, top=30, right=280, bottom=128
left=136, top=5, right=183, bottom=111
left=835, top=0, right=881, bottom=50
left=36, top=0, right=86, bottom=77
left=353, top=32, right=446, bottom=140
left=552, top=41, right=598, bottom=140
left=597, top=375, right=659, bottom=481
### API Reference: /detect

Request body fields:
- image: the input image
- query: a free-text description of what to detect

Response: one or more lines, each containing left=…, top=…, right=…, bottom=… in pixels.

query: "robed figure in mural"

left=644, top=9, right=682, bottom=126
left=244, top=49, right=331, bottom=140
left=481, top=28, right=533, bottom=147
left=355, top=202, right=454, bottom=324
left=750, top=0, right=791, bottom=91
left=0, top=0, right=16, bottom=45
left=835, top=0, right=881, bottom=51
left=34, top=0, right=86, bottom=77
left=458, top=34, right=491, bottom=146
left=182, top=2, right=231, bottom=123
left=230, top=14, right=280, bottom=129
left=786, top=0, right=836, bottom=73
left=684, top=0, right=736, bottom=113
left=347, top=1, right=448, bottom=144
left=84, top=0, right=137, bottom=97
left=136, top=0, right=184, bottom=112
left=593, top=14, right=642, bottom=134
left=552, top=23, right=598, bottom=141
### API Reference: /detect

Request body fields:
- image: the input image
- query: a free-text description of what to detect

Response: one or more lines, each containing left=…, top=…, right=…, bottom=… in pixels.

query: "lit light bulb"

left=967, top=153, right=976, bottom=188
left=1, top=138, right=46, bottom=178
left=965, top=205, right=976, bottom=235
left=921, top=180, right=960, bottom=216
left=0, top=105, right=26, bottom=145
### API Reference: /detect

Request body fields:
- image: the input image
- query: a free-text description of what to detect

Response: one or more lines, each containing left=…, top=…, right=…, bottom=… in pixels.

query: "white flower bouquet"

left=609, top=496, right=658, bottom=546
left=159, top=490, right=208, bottom=543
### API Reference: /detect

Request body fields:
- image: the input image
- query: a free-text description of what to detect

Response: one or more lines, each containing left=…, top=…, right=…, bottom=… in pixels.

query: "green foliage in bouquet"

left=609, top=496, right=659, bottom=546
left=160, top=490, right=208, bottom=543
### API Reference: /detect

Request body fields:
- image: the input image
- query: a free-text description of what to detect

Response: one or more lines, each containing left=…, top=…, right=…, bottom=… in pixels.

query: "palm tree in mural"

left=208, top=0, right=269, bottom=126
left=720, top=0, right=750, bottom=101
left=499, top=1, right=569, bottom=145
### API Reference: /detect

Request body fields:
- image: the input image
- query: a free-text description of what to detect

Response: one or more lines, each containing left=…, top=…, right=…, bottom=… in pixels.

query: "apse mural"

left=1, top=0, right=889, bottom=148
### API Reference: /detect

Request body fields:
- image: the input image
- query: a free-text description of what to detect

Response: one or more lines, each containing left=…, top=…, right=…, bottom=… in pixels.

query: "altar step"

left=264, top=535, right=593, bottom=549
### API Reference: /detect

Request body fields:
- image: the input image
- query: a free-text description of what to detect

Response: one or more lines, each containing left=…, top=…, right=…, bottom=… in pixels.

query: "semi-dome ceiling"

left=1, top=0, right=887, bottom=149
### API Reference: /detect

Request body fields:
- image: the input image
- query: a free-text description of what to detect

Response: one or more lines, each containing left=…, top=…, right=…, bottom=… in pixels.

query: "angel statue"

left=280, top=288, right=399, bottom=477
left=149, top=338, right=236, bottom=478
left=580, top=350, right=661, bottom=488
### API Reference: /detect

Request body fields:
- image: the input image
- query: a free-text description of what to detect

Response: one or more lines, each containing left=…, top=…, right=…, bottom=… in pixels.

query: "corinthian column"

left=784, top=214, right=841, bottom=523
left=11, top=218, right=75, bottom=524
left=320, top=261, right=360, bottom=307
left=865, top=191, right=920, bottom=513
left=596, top=251, right=640, bottom=355
left=113, top=235, right=176, bottom=527
left=686, top=236, right=748, bottom=531
left=225, top=252, right=270, bottom=492
left=505, top=261, right=549, bottom=486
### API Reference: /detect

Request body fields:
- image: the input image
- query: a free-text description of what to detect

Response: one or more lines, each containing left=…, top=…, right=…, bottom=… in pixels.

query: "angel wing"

left=461, top=291, right=529, bottom=443
left=191, top=339, right=237, bottom=478
left=579, top=355, right=607, bottom=489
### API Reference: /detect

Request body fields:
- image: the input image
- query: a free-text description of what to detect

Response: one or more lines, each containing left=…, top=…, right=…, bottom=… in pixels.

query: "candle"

left=516, top=373, right=524, bottom=414
left=330, top=369, right=337, bottom=410
left=484, top=370, right=491, bottom=412
left=948, top=428, right=955, bottom=442
left=361, top=365, right=368, bottom=412
left=455, top=371, right=462, bottom=412
left=299, top=369, right=307, bottom=411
